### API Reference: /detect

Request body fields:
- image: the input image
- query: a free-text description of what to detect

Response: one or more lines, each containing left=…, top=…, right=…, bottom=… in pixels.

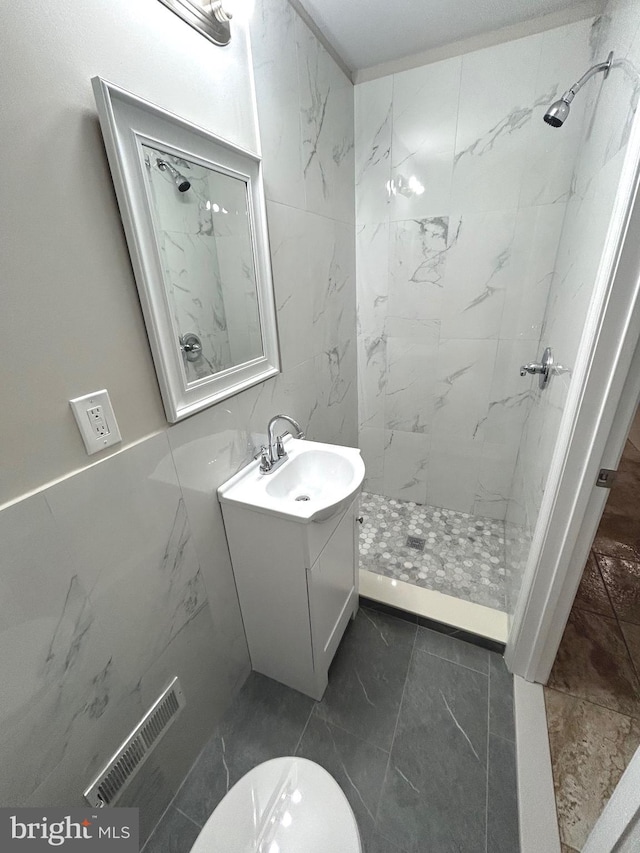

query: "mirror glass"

left=142, top=145, right=263, bottom=384
left=92, top=77, right=280, bottom=423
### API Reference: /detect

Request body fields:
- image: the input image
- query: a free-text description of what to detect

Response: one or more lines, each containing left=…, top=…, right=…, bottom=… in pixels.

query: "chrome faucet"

left=259, top=414, right=305, bottom=474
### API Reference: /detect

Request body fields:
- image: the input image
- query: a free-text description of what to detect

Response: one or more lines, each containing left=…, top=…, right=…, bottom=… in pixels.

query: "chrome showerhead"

left=173, top=174, right=191, bottom=193
left=543, top=51, right=613, bottom=129
left=544, top=97, right=571, bottom=128
left=156, top=158, right=191, bottom=192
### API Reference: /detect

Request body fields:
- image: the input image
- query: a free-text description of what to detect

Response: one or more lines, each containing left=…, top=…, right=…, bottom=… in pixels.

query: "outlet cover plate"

left=70, top=389, right=122, bottom=455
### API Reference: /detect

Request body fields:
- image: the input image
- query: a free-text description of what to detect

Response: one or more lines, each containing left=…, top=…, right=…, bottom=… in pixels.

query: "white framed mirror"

left=91, top=77, right=280, bottom=423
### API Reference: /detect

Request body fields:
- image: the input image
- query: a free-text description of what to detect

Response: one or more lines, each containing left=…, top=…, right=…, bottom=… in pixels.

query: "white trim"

left=359, top=569, right=508, bottom=643
left=91, top=77, right=280, bottom=424
left=584, top=744, right=640, bottom=853
left=0, top=430, right=166, bottom=513
left=514, top=678, right=561, bottom=853
left=287, top=0, right=355, bottom=82
left=354, top=0, right=602, bottom=84
left=506, top=83, right=640, bottom=682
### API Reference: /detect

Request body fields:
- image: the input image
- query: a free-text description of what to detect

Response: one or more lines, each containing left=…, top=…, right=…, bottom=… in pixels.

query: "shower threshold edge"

left=359, top=568, right=509, bottom=644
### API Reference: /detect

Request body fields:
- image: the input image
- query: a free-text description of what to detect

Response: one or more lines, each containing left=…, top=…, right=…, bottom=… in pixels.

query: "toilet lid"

left=190, top=757, right=362, bottom=853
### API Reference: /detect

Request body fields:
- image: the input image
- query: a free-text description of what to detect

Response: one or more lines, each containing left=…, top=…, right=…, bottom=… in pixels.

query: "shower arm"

left=561, top=51, right=613, bottom=103
left=157, top=158, right=176, bottom=176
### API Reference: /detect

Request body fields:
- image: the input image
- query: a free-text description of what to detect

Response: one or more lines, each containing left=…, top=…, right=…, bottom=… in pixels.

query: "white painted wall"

left=0, top=0, right=258, bottom=503
left=0, top=0, right=356, bottom=840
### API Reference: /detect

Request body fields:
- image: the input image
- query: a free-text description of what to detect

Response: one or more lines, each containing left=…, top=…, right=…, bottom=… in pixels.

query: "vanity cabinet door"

left=307, top=499, right=358, bottom=677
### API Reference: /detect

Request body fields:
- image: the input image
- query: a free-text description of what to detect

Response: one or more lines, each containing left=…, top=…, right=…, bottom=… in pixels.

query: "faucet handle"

left=276, top=434, right=286, bottom=458
left=259, top=446, right=272, bottom=473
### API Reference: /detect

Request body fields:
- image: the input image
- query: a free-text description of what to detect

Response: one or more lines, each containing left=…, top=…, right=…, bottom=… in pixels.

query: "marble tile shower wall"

left=150, top=159, right=266, bottom=383
left=506, top=2, right=640, bottom=612
left=355, top=19, right=594, bottom=520
left=151, top=155, right=233, bottom=381
left=250, top=0, right=356, bottom=442
left=0, top=1, right=355, bottom=845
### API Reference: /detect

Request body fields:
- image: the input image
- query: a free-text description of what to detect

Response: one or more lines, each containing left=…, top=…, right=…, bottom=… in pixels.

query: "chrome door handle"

left=520, top=347, right=554, bottom=389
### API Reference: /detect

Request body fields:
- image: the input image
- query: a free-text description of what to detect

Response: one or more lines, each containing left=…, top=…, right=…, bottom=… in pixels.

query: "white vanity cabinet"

left=220, top=496, right=360, bottom=700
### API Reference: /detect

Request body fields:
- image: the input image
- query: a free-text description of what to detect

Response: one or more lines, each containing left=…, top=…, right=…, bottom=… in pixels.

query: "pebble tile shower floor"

left=359, top=492, right=508, bottom=612
left=143, top=606, right=518, bottom=853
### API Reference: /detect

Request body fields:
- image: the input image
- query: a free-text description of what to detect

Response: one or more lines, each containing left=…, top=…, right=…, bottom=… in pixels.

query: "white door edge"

left=514, top=677, right=561, bottom=853
left=583, top=743, right=640, bottom=852
left=505, top=104, right=640, bottom=683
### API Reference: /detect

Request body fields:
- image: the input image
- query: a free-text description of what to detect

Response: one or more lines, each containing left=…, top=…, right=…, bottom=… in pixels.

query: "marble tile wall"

left=250, top=0, right=357, bottom=444
left=210, top=171, right=263, bottom=367
left=355, top=20, right=595, bottom=520
left=146, top=151, right=262, bottom=383
left=0, top=0, right=355, bottom=843
left=0, top=434, right=250, bottom=842
left=506, top=0, right=640, bottom=613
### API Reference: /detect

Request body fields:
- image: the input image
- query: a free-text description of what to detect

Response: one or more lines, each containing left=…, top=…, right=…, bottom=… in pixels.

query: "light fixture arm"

left=204, top=1, right=233, bottom=22
left=156, top=0, right=232, bottom=47
left=561, top=51, right=613, bottom=103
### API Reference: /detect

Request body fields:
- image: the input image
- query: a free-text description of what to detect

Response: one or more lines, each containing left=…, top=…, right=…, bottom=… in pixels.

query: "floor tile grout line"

left=619, top=617, right=640, bottom=629
left=605, top=608, right=640, bottom=690
left=308, top=706, right=392, bottom=756
left=293, top=701, right=316, bottom=756
left=485, top=656, right=491, bottom=853
left=373, top=621, right=418, bottom=828
left=140, top=799, right=174, bottom=852
left=412, top=642, right=490, bottom=677
left=143, top=710, right=231, bottom=846
left=620, top=627, right=640, bottom=686
left=593, top=556, right=640, bottom=635
left=560, top=551, right=640, bottom=699
left=592, top=550, right=640, bottom=686
left=141, top=757, right=202, bottom=852
left=592, top=550, right=625, bottom=622
left=545, top=683, right=640, bottom=722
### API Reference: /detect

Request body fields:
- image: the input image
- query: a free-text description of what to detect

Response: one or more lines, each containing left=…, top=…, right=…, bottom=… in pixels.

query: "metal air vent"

left=84, top=677, right=185, bottom=808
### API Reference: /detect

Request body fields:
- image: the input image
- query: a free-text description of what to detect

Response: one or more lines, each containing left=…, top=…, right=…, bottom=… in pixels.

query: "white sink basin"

left=218, top=437, right=365, bottom=523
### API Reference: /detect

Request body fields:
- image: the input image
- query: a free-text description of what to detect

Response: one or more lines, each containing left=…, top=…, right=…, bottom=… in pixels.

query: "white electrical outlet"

left=70, top=389, right=122, bottom=455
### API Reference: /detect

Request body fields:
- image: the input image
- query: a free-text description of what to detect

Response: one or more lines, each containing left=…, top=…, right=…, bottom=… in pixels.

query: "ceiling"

left=295, top=0, right=595, bottom=73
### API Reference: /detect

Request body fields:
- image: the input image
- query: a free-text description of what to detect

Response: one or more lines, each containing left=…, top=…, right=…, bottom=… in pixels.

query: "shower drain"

left=295, top=494, right=311, bottom=502
left=406, top=536, right=426, bottom=551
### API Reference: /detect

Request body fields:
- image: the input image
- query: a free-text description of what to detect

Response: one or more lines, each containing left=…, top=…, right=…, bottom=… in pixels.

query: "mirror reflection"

left=142, top=144, right=263, bottom=383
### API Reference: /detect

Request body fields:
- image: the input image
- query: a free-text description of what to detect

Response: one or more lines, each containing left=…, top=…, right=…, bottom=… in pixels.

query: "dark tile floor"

left=143, top=606, right=518, bottom=853
left=545, top=430, right=640, bottom=851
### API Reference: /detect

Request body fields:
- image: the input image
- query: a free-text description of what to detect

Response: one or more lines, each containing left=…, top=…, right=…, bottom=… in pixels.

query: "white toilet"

left=190, top=756, right=362, bottom=853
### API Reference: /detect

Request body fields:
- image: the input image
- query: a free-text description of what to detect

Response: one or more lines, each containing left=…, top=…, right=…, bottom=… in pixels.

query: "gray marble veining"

left=355, top=18, right=596, bottom=534
left=506, top=5, right=640, bottom=615
left=454, top=85, right=558, bottom=167
left=145, top=609, right=518, bottom=853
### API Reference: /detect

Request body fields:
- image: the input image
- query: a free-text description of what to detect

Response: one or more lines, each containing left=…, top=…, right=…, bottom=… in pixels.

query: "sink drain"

left=295, top=494, right=311, bottom=502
